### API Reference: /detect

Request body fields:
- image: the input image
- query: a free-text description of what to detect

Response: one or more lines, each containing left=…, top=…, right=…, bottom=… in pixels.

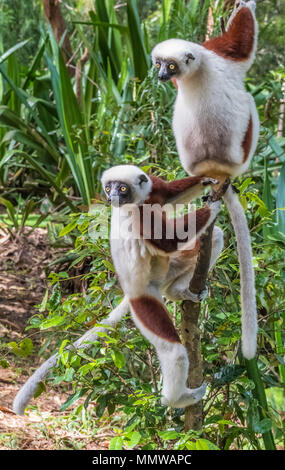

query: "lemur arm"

left=148, top=175, right=217, bottom=206
left=202, top=1, right=257, bottom=68
left=140, top=200, right=221, bottom=254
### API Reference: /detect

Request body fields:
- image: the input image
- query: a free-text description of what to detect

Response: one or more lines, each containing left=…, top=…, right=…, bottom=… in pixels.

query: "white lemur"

left=151, top=0, right=259, bottom=359
left=13, top=165, right=223, bottom=415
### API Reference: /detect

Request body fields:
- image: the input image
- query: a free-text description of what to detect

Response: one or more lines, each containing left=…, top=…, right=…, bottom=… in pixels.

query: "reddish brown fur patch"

left=242, top=115, right=253, bottom=163
left=202, top=7, right=255, bottom=61
left=139, top=205, right=211, bottom=253
left=130, top=295, right=181, bottom=343
left=177, top=239, right=200, bottom=259
left=146, top=175, right=203, bottom=205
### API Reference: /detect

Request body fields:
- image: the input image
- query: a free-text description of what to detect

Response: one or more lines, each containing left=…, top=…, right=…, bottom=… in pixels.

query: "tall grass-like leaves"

left=94, top=0, right=122, bottom=81
left=126, top=0, right=150, bottom=81
left=245, top=359, right=276, bottom=450
left=45, top=29, right=94, bottom=206
left=0, top=39, right=31, bottom=66
left=0, top=105, right=59, bottom=163
left=0, top=62, right=60, bottom=157
left=276, top=161, right=285, bottom=235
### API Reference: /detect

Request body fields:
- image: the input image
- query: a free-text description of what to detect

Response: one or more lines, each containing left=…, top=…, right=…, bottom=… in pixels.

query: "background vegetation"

left=0, top=0, right=284, bottom=450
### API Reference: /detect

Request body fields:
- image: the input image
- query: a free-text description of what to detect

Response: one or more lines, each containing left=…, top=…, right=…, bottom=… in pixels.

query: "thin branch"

left=181, top=179, right=230, bottom=431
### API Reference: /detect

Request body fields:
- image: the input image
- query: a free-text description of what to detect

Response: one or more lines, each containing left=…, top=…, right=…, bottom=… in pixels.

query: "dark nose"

left=108, top=195, right=120, bottom=207
left=158, top=72, right=170, bottom=82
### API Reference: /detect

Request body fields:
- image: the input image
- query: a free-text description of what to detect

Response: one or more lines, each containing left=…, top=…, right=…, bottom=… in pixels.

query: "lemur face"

left=104, top=181, right=133, bottom=206
left=155, top=59, right=180, bottom=82
left=155, top=53, right=195, bottom=82
left=101, top=165, right=152, bottom=207
left=104, top=174, right=149, bottom=207
left=152, top=39, right=200, bottom=82
left=155, top=53, right=196, bottom=82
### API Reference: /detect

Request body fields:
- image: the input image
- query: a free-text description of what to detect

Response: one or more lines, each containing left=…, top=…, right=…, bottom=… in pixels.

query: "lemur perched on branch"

left=13, top=166, right=223, bottom=415
left=152, top=0, right=259, bottom=359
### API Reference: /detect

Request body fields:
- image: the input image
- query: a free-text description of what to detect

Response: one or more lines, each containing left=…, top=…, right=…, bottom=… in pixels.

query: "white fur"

left=224, top=186, right=257, bottom=359
left=106, top=170, right=221, bottom=407
left=171, top=48, right=259, bottom=177
left=152, top=1, right=259, bottom=178
left=131, top=309, right=206, bottom=407
left=13, top=166, right=223, bottom=414
left=102, top=165, right=152, bottom=204
left=152, top=1, right=259, bottom=359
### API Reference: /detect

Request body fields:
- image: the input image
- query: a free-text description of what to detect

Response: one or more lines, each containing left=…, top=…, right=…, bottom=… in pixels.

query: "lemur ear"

left=137, top=174, right=148, bottom=185
left=185, top=52, right=195, bottom=64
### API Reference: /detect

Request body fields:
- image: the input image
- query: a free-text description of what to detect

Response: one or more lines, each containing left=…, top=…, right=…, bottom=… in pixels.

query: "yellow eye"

left=169, top=63, right=175, bottom=70
left=120, top=186, right=127, bottom=192
left=105, top=186, right=111, bottom=193
left=156, top=63, right=161, bottom=69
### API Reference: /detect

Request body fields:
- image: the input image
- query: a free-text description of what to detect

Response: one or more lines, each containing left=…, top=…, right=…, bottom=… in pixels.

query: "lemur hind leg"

left=164, top=226, right=224, bottom=301
left=129, top=290, right=206, bottom=408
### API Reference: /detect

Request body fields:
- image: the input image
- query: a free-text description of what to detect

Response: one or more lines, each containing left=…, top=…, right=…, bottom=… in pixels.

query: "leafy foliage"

left=0, top=0, right=284, bottom=451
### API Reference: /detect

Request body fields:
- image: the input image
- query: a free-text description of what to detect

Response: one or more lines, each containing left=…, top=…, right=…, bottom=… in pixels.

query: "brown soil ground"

left=0, top=228, right=112, bottom=450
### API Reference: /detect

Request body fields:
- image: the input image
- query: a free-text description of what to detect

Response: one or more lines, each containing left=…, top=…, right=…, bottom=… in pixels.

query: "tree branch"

left=181, top=178, right=230, bottom=431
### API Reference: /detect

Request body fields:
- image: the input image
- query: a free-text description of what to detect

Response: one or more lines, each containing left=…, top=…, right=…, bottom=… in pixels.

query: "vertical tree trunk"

left=42, top=0, right=73, bottom=63
left=181, top=223, right=214, bottom=431
left=181, top=180, right=230, bottom=432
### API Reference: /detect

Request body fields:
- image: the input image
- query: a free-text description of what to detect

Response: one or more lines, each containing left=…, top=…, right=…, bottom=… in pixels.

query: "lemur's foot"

left=185, top=287, right=208, bottom=303
left=201, top=177, right=219, bottom=186
left=201, top=194, right=211, bottom=203
left=161, top=382, right=207, bottom=408
left=198, top=287, right=208, bottom=302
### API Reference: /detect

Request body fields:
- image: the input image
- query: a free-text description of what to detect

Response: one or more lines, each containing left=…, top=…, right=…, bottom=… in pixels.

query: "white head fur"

left=151, top=39, right=202, bottom=81
left=101, top=165, right=152, bottom=205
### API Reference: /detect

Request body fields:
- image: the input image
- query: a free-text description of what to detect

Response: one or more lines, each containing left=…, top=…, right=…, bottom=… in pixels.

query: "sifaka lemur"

left=13, top=165, right=223, bottom=415
left=152, top=0, right=259, bottom=359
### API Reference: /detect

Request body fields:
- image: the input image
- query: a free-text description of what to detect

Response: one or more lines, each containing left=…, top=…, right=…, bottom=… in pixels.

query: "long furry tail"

left=224, top=185, right=257, bottom=359
left=13, top=297, right=129, bottom=415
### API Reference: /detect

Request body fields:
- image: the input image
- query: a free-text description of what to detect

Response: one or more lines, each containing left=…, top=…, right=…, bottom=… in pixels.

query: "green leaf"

left=102, top=260, right=115, bottom=272
left=40, top=316, right=65, bottom=330
left=254, top=418, right=273, bottom=434
left=0, top=39, right=31, bottom=65
left=96, top=395, right=107, bottom=418
left=239, top=194, right=248, bottom=211
left=195, top=439, right=220, bottom=450
left=158, top=430, right=179, bottom=440
left=8, top=338, right=33, bottom=357
left=78, top=363, right=97, bottom=376
left=111, top=349, right=126, bottom=369
left=213, top=365, right=245, bottom=388
left=277, top=161, right=285, bottom=234
left=126, top=431, right=141, bottom=448
left=126, top=0, right=150, bottom=81
left=59, top=220, right=78, bottom=237
left=109, top=436, right=123, bottom=450
left=188, top=0, right=200, bottom=18
left=64, top=367, right=75, bottom=382
left=0, top=197, right=18, bottom=228
left=34, top=381, right=46, bottom=399
left=269, top=136, right=283, bottom=157
left=48, top=285, right=61, bottom=309
left=0, top=358, right=9, bottom=369
left=0, top=64, right=59, bottom=154
left=60, top=388, right=88, bottom=411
